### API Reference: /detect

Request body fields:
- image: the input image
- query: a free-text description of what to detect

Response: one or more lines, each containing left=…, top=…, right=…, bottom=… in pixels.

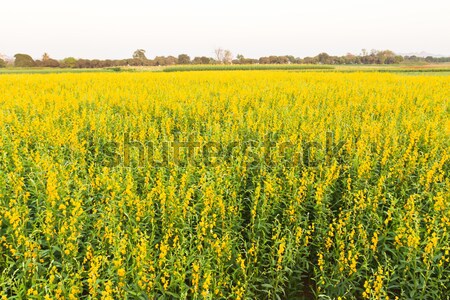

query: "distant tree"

left=277, top=56, right=290, bottom=64
left=42, top=53, right=50, bottom=61
left=61, top=57, right=77, bottom=68
left=333, top=56, right=344, bottom=64
left=14, top=54, right=36, bottom=67
left=40, top=53, right=60, bottom=67
left=165, top=56, right=178, bottom=65
left=234, top=55, right=258, bottom=65
left=133, top=49, right=147, bottom=61
left=192, top=56, right=212, bottom=64
left=152, top=56, right=178, bottom=66
left=246, top=58, right=259, bottom=64
left=102, top=60, right=113, bottom=67
left=215, top=48, right=225, bottom=63
left=235, top=54, right=258, bottom=65
left=178, top=54, right=191, bottom=64
left=0, top=58, right=5, bottom=68
left=129, top=58, right=144, bottom=66
left=371, top=50, right=395, bottom=64
left=192, top=57, right=201, bottom=64
left=259, top=57, right=270, bottom=64
left=343, top=53, right=356, bottom=64
left=317, top=52, right=330, bottom=64
left=90, top=59, right=101, bottom=68
left=117, top=59, right=128, bottom=66
left=234, top=54, right=243, bottom=64
left=394, top=55, right=404, bottom=64
left=42, top=58, right=60, bottom=68
left=144, top=58, right=154, bottom=66
left=303, top=56, right=318, bottom=64
left=285, top=55, right=296, bottom=64
left=267, top=56, right=276, bottom=64
left=76, top=59, right=92, bottom=68
left=153, top=56, right=166, bottom=66
left=223, top=50, right=233, bottom=64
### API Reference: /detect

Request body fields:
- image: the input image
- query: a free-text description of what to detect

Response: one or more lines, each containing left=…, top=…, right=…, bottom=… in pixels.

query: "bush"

left=14, top=54, right=36, bottom=67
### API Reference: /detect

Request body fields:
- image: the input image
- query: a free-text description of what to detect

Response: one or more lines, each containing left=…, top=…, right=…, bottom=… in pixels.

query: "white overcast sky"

left=1, top=0, right=449, bottom=59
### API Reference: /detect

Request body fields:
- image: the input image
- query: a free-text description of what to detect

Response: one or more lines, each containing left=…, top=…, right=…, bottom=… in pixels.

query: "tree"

left=344, top=53, right=356, bottom=64
left=178, top=54, right=191, bottom=64
left=153, top=56, right=166, bottom=66
left=215, top=48, right=225, bottom=63
left=90, top=59, right=101, bottom=68
left=42, top=58, right=60, bottom=67
left=40, top=53, right=60, bottom=67
left=76, top=59, right=92, bottom=68
left=61, top=57, right=77, bottom=68
left=274, top=56, right=289, bottom=64
left=223, top=50, right=233, bottom=64
left=133, top=49, right=147, bottom=61
left=165, top=56, right=178, bottom=65
left=214, top=48, right=233, bottom=64
left=192, top=56, right=212, bottom=64
left=303, top=56, right=318, bottom=64
left=0, top=58, right=6, bottom=68
left=317, top=52, right=330, bottom=64
left=14, top=54, right=36, bottom=67
left=259, top=57, right=270, bottom=64
left=375, top=50, right=396, bottom=64
left=235, top=54, right=249, bottom=65
left=286, top=55, right=296, bottom=64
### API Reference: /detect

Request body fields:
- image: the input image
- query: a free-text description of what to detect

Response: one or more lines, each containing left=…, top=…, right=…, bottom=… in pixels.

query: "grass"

left=162, top=64, right=335, bottom=72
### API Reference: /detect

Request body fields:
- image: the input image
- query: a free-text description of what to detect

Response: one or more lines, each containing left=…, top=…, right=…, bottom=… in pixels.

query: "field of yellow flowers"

left=0, top=71, right=449, bottom=299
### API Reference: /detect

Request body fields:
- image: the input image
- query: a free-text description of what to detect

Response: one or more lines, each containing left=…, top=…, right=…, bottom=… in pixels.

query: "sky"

left=1, top=0, right=449, bottom=60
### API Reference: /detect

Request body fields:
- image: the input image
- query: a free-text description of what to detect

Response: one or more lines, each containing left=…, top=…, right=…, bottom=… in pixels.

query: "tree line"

left=1, top=49, right=449, bottom=68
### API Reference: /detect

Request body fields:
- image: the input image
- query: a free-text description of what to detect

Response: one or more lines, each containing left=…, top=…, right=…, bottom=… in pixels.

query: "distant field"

left=1, top=63, right=450, bottom=74
left=162, top=64, right=334, bottom=72
left=332, top=63, right=450, bottom=73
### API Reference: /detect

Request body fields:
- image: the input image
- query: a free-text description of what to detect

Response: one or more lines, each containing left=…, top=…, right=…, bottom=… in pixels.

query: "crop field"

left=162, top=65, right=334, bottom=72
left=0, top=72, right=449, bottom=299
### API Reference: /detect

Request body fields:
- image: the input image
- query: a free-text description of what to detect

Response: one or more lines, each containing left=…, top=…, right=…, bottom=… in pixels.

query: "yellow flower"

left=117, top=268, right=126, bottom=277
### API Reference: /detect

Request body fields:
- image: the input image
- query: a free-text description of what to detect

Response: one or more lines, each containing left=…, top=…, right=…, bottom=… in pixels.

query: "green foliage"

left=42, top=58, right=60, bottom=68
left=178, top=54, right=191, bottom=64
left=0, top=59, right=6, bottom=68
left=62, top=57, right=77, bottom=68
left=133, top=49, right=147, bottom=60
left=107, top=67, right=123, bottom=72
left=14, top=53, right=36, bottom=67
